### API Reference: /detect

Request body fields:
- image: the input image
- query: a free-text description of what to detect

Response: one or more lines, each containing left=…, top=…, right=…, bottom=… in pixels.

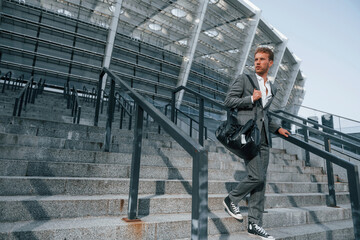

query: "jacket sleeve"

left=268, top=113, right=281, bottom=134
left=268, top=83, right=281, bottom=133
left=224, top=75, right=254, bottom=110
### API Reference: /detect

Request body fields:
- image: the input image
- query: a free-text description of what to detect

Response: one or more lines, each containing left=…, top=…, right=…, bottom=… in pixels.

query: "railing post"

left=104, top=79, right=115, bottom=152
left=24, top=82, right=30, bottom=109
left=303, top=120, right=310, bottom=166
left=94, top=71, right=104, bottom=126
left=324, top=136, right=337, bottom=207
left=175, top=110, right=178, bottom=125
left=13, top=98, right=19, bottom=116
left=191, top=150, right=208, bottom=239
left=347, top=165, right=360, bottom=240
left=120, top=106, right=124, bottom=129
left=127, top=103, right=144, bottom=220
left=128, top=106, right=132, bottom=130
left=18, top=93, right=25, bottom=117
left=77, top=106, right=81, bottom=124
left=28, top=79, right=34, bottom=105
left=171, top=92, right=175, bottom=122
left=190, top=119, right=193, bottom=137
left=199, top=98, right=204, bottom=146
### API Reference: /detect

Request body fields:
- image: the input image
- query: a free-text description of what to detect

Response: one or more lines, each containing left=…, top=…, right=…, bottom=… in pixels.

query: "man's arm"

left=224, top=75, right=253, bottom=110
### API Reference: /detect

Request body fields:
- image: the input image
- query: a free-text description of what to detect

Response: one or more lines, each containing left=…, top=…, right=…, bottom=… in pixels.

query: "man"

left=222, top=47, right=290, bottom=239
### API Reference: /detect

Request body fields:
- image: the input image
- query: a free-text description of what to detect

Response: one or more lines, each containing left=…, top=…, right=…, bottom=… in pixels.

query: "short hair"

left=255, top=47, right=274, bottom=61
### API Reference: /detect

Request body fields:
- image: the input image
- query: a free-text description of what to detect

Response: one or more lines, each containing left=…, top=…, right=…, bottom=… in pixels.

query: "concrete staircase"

left=0, top=88, right=354, bottom=239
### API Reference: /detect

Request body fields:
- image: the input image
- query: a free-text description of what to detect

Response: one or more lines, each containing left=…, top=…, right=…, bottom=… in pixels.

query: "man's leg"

left=228, top=151, right=265, bottom=207
left=223, top=145, right=264, bottom=221
left=247, top=143, right=269, bottom=225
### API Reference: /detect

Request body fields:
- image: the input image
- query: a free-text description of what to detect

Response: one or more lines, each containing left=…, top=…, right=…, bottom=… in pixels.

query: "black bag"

left=215, top=75, right=261, bottom=160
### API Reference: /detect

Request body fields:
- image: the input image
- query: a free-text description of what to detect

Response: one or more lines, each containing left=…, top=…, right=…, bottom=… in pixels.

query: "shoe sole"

left=222, top=200, right=243, bottom=220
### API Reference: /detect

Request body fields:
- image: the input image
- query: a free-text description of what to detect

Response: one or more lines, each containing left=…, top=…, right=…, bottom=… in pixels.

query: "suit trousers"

left=228, top=125, right=269, bottom=225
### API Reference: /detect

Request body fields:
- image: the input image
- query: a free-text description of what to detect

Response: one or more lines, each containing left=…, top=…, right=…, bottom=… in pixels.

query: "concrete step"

left=0, top=116, right=165, bottom=142
left=0, top=206, right=353, bottom=240
left=0, top=158, right=332, bottom=182
left=0, top=140, right=305, bottom=169
left=0, top=133, right=321, bottom=173
left=0, top=193, right=351, bottom=222
left=0, top=176, right=349, bottom=196
left=207, top=219, right=354, bottom=240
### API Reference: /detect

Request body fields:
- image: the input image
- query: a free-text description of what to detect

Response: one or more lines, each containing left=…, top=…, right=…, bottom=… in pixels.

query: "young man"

left=223, top=47, right=290, bottom=239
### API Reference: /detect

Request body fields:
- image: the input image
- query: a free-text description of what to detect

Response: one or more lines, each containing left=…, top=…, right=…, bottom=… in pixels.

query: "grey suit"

left=224, top=72, right=280, bottom=225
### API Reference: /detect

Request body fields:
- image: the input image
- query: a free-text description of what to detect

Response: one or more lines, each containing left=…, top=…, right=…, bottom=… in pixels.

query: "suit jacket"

left=224, top=72, right=280, bottom=146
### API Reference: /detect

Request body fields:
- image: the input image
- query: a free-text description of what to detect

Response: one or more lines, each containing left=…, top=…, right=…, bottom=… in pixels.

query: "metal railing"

left=94, top=67, right=208, bottom=239
left=171, top=86, right=225, bottom=146
left=64, top=83, right=82, bottom=124
left=1, top=71, right=13, bottom=93
left=100, top=89, right=134, bottom=131
left=270, top=111, right=360, bottom=239
left=31, top=78, right=45, bottom=103
left=13, top=77, right=34, bottom=116
left=70, top=86, right=82, bottom=124
left=296, top=104, right=360, bottom=134
left=115, top=91, right=133, bottom=130
left=164, top=103, right=208, bottom=140
left=273, top=110, right=360, bottom=166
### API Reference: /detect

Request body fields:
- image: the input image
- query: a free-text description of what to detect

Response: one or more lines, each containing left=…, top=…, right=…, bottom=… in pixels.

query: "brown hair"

left=255, top=47, right=274, bottom=61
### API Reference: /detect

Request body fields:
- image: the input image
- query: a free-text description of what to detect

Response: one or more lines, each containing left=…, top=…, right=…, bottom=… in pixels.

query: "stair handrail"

left=64, top=81, right=71, bottom=108
left=1, top=71, right=13, bottom=93
left=94, top=67, right=208, bottom=239
left=270, top=111, right=360, bottom=239
left=272, top=111, right=360, bottom=156
left=295, top=104, right=360, bottom=125
left=171, top=85, right=225, bottom=146
left=164, top=103, right=208, bottom=140
left=12, top=74, right=24, bottom=91
left=13, top=77, right=34, bottom=116
left=274, top=110, right=360, bottom=144
left=91, top=87, right=97, bottom=106
left=82, top=86, right=89, bottom=102
left=30, top=78, right=44, bottom=104
left=114, top=91, right=133, bottom=130
left=70, top=86, right=81, bottom=124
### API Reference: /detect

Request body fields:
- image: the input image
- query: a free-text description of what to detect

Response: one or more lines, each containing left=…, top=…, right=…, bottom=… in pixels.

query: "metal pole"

left=18, top=94, right=24, bottom=117
left=171, top=92, right=175, bottom=122
left=104, top=79, right=115, bottom=152
left=94, top=71, right=104, bottom=126
left=347, top=165, right=360, bottom=240
left=127, top=104, right=144, bottom=220
left=191, top=151, right=208, bottom=240
left=120, top=106, right=124, bottom=129
left=77, top=107, right=81, bottom=124
left=199, top=98, right=204, bottom=146
left=190, top=119, right=193, bottom=137
left=128, top=106, right=132, bottom=130
left=303, top=120, right=310, bottom=166
left=13, top=98, right=19, bottom=116
left=324, top=137, right=337, bottom=207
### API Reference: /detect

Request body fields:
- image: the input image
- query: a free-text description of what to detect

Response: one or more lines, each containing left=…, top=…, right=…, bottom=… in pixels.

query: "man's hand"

left=278, top=128, right=290, bottom=137
left=253, top=89, right=262, bottom=102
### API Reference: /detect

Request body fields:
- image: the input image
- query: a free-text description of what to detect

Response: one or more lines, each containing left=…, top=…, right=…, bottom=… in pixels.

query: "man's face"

left=254, top=52, right=273, bottom=76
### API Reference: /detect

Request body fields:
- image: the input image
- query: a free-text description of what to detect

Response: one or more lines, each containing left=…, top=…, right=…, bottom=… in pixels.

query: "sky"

left=249, top=0, right=360, bottom=128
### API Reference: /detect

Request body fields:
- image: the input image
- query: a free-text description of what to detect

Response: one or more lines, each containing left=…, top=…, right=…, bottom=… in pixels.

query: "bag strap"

left=245, top=74, right=258, bottom=91
left=245, top=74, right=259, bottom=121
